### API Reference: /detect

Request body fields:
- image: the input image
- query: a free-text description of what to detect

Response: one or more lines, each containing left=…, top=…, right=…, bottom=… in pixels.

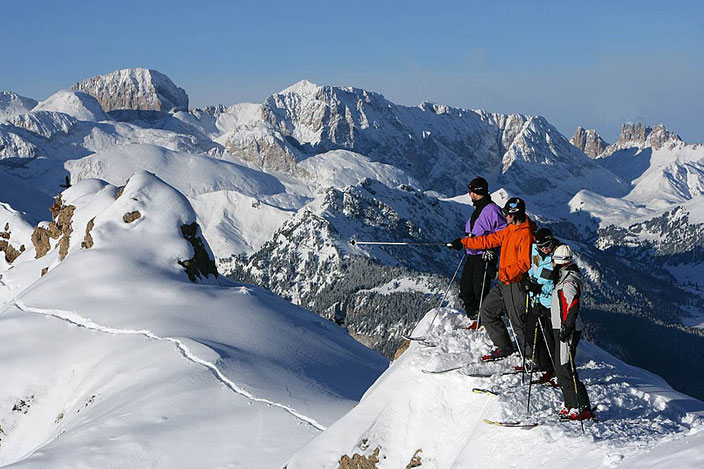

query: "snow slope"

left=287, top=310, right=704, bottom=468
left=0, top=173, right=387, bottom=467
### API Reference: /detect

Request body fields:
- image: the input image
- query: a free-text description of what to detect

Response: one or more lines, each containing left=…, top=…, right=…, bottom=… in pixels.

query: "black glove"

left=520, top=277, right=542, bottom=296
left=481, top=250, right=495, bottom=262
left=559, top=324, right=575, bottom=342
left=449, top=238, right=464, bottom=250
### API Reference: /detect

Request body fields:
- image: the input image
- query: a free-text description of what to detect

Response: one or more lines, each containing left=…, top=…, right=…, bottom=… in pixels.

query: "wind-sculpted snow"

left=287, top=309, right=704, bottom=468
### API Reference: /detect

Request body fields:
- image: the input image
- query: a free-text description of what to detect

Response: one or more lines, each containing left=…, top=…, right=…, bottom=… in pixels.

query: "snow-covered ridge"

left=0, top=91, right=37, bottom=122
left=0, top=172, right=387, bottom=466
left=33, top=90, right=107, bottom=122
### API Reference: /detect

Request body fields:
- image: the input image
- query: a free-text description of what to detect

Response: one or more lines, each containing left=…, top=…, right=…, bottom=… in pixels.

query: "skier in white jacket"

left=550, top=244, right=593, bottom=421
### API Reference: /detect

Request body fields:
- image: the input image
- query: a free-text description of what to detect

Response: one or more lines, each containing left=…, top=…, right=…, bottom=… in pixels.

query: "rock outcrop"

left=71, top=68, right=189, bottom=112
left=31, top=195, right=76, bottom=260
left=571, top=126, right=608, bottom=158
left=0, top=223, right=24, bottom=263
left=178, top=222, right=218, bottom=282
left=607, top=123, right=683, bottom=154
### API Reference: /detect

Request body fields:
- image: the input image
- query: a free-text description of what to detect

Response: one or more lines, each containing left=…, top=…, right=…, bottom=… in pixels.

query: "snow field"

left=286, top=309, right=704, bottom=469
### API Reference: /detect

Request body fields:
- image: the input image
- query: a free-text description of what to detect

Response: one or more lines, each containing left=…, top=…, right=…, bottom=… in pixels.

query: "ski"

left=483, top=419, right=538, bottom=429
left=472, top=388, right=498, bottom=396
left=459, top=369, right=521, bottom=378
left=421, top=364, right=468, bottom=374
left=401, top=335, right=438, bottom=348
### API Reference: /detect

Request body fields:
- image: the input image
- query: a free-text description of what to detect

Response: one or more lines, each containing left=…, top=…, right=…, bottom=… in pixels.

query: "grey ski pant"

left=479, top=282, right=528, bottom=354
left=553, top=331, right=591, bottom=410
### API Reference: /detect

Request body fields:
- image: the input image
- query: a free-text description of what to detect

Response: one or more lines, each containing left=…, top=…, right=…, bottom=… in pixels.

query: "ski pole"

left=537, top=315, right=556, bottom=375
left=526, top=315, right=539, bottom=414
left=425, top=251, right=466, bottom=333
left=476, top=260, right=489, bottom=330
left=350, top=240, right=451, bottom=247
left=567, top=339, right=586, bottom=434
left=521, top=293, right=530, bottom=384
left=506, top=310, right=524, bottom=362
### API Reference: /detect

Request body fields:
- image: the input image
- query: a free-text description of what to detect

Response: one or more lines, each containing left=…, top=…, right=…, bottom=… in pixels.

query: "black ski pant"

left=459, top=254, right=496, bottom=319
left=553, top=331, right=591, bottom=410
left=526, top=304, right=555, bottom=372
left=479, top=282, right=528, bottom=355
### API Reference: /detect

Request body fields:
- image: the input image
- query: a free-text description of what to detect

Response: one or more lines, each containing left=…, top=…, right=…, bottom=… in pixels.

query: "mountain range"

left=0, top=67, right=702, bottom=467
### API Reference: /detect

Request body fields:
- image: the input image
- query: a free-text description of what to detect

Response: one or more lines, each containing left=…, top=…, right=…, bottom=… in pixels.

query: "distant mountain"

left=570, top=126, right=608, bottom=158
left=0, top=91, right=37, bottom=121
left=72, top=68, right=189, bottom=112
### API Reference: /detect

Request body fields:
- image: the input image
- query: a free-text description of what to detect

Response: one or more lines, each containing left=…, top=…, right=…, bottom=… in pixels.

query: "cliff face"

left=571, top=126, right=608, bottom=158
left=71, top=68, right=189, bottom=112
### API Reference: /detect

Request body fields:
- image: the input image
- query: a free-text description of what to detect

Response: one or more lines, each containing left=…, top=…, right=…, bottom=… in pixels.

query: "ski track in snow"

left=13, top=301, right=327, bottom=432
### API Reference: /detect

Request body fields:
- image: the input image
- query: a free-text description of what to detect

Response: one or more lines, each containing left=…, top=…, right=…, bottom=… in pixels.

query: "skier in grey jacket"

left=551, top=244, right=593, bottom=420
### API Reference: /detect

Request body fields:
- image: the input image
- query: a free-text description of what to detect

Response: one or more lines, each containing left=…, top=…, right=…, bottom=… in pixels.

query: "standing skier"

left=524, top=228, right=559, bottom=384
left=550, top=244, right=593, bottom=420
left=449, top=197, right=536, bottom=360
left=458, top=177, right=507, bottom=327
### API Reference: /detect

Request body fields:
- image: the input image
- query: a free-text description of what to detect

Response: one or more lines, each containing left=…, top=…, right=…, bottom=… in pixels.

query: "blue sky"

left=2, top=0, right=702, bottom=142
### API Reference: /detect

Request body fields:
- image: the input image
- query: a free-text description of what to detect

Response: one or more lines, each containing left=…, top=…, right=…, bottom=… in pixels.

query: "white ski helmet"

left=552, top=244, right=574, bottom=265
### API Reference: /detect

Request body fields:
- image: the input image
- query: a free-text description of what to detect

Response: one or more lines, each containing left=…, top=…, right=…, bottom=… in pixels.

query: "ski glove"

left=559, top=324, right=575, bottom=342
left=449, top=238, right=464, bottom=250
left=481, top=250, right=495, bottom=262
left=519, top=277, right=542, bottom=296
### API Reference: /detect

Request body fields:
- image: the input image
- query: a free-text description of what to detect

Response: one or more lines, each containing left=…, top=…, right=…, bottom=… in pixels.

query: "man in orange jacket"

left=449, top=197, right=536, bottom=360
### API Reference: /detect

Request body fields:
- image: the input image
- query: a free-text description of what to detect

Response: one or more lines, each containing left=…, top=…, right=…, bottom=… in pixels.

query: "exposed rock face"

left=71, top=68, right=189, bottom=112
left=393, top=339, right=411, bottom=361
left=81, top=218, right=95, bottom=249
left=178, top=222, right=218, bottom=282
left=338, top=447, right=380, bottom=469
left=616, top=123, right=683, bottom=150
left=571, top=126, right=608, bottom=158
left=0, top=223, right=23, bottom=263
left=123, top=211, right=142, bottom=223
left=31, top=195, right=76, bottom=260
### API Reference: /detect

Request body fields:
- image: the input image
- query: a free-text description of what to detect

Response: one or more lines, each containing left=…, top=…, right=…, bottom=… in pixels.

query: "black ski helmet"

left=468, top=177, right=489, bottom=195
left=535, top=228, right=555, bottom=248
left=503, top=197, right=525, bottom=215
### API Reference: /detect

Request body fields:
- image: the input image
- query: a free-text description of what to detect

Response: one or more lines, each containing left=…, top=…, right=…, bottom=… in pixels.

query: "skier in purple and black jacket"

left=459, top=177, right=507, bottom=327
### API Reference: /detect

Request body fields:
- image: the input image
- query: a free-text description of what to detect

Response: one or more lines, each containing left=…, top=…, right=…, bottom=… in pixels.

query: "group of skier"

left=448, top=177, right=593, bottom=421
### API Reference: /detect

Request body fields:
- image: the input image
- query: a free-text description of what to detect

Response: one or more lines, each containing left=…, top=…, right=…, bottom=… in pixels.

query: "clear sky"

left=2, top=0, right=702, bottom=142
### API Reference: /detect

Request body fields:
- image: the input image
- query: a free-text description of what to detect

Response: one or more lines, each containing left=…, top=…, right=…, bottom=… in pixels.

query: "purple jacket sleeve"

left=465, top=204, right=508, bottom=255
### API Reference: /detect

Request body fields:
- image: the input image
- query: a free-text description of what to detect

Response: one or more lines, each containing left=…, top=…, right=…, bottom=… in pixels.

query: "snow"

left=0, top=173, right=388, bottom=467
left=33, top=90, right=107, bottom=122
left=287, top=310, right=704, bottom=468
left=297, top=149, right=419, bottom=190
left=0, top=92, right=37, bottom=122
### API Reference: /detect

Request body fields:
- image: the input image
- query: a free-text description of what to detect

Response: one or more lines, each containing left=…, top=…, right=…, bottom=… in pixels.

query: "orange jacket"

left=461, top=218, right=536, bottom=284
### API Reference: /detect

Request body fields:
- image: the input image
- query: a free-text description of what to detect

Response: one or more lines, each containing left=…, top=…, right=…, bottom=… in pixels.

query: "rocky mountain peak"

left=571, top=126, right=609, bottom=158
left=618, top=122, right=682, bottom=150
left=71, top=68, right=189, bottom=112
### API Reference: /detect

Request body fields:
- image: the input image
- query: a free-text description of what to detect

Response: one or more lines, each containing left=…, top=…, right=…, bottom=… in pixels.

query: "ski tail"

left=483, top=419, right=537, bottom=428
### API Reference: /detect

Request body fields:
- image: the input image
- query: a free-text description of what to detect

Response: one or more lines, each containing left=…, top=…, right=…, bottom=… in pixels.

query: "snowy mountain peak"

left=71, top=67, right=189, bottom=112
left=278, top=79, right=322, bottom=96
left=0, top=91, right=38, bottom=121
left=613, top=122, right=683, bottom=152
left=33, top=89, right=107, bottom=121
left=571, top=126, right=608, bottom=158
